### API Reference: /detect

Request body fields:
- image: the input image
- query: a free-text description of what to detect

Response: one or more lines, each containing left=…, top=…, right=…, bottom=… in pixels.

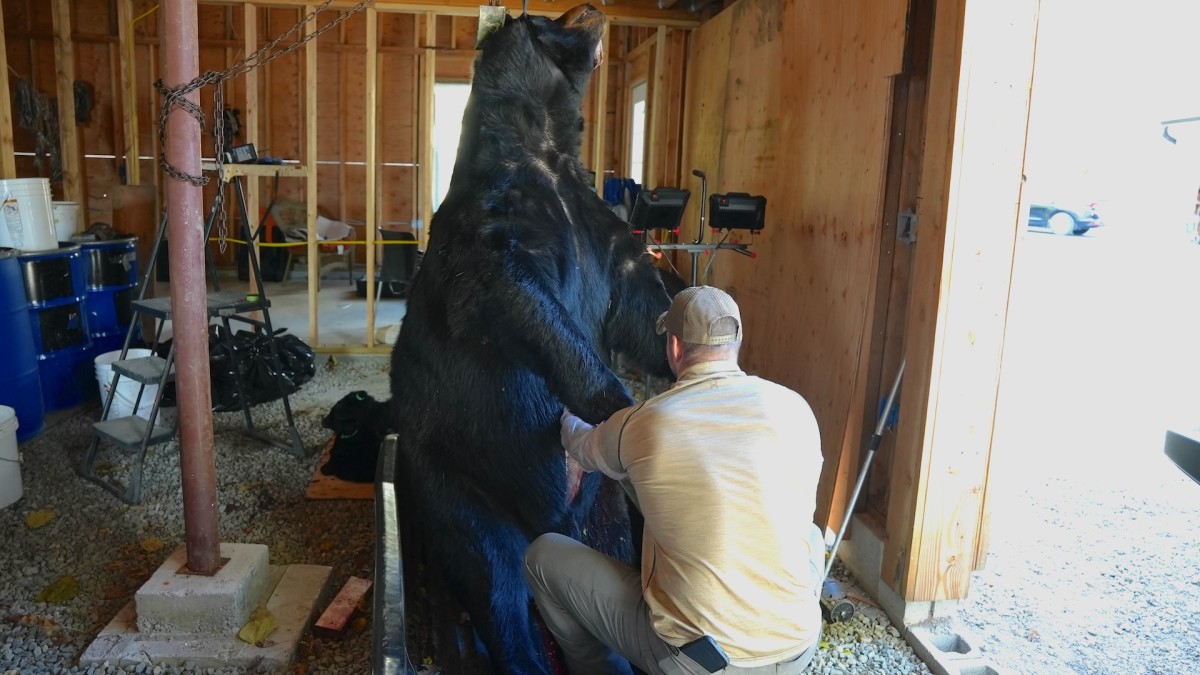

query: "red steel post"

left=161, top=0, right=220, bottom=574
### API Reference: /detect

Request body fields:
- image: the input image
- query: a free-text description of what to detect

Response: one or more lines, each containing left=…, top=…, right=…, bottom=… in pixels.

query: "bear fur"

left=388, top=5, right=673, bottom=674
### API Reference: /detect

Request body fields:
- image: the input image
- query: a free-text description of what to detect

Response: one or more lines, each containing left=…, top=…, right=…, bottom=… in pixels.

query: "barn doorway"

left=956, top=1, right=1200, bottom=671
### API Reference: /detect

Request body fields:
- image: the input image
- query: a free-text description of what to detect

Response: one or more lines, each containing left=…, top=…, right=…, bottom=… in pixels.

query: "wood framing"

left=644, top=26, right=667, bottom=189
left=418, top=11, right=435, bottom=251
left=208, top=0, right=700, bottom=28
left=881, top=0, right=1037, bottom=601
left=51, top=0, right=84, bottom=206
left=244, top=4, right=262, bottom=306
left=117, top=0, right=139, bottom=184
left=305, top=4, right=320, bottom=345
left=860, top=0, right=935, bottom=525
left=0, top=7, right=13, bottom=179
left=592, top=30, right=610, bottom=193
left=365, top=5, right=379, bottom=346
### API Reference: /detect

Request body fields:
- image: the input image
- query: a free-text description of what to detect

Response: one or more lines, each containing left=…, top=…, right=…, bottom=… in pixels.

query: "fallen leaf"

left=25, top=510, right=56, bottom=529
left=317, top=539, right=335, bottom=552
left=351, top=616, right=368, bottom=633
left=36, top=576, right=79, bottom=604
left=102, top=586, right=126, bottom=599
left=237, top=607, right=278, bottom=645
left=140, top=537, right=163, bottom=553
left=93, top=459, right=117, bottom=476
left=17, top=614, right=64, bottom=636
left=239, top=483, right=259, bottom=493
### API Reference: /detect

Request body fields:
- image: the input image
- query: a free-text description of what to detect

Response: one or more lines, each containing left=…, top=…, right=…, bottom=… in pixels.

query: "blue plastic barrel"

left=81, top=237, right=139, bottom=356
left=0, top=248, right=44, bottom=441
left=18, top=243, right=93, bottom=412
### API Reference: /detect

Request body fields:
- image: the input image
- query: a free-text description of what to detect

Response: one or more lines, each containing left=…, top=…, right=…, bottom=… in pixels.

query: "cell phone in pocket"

left=679, top=635, right=730, bottom=673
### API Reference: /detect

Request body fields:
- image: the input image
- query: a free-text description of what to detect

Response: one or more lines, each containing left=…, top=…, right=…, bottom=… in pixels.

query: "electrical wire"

left=647, top=230, right=683, bottom=281
left=702, top=230, right=731, bottom=285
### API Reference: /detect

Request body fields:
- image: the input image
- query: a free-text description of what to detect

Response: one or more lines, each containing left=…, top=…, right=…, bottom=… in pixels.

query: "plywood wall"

left=681, top=0, right=907, bottom=528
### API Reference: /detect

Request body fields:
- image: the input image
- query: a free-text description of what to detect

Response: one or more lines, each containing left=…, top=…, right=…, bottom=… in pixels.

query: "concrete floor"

left=156, top=264, right=407, bottom=352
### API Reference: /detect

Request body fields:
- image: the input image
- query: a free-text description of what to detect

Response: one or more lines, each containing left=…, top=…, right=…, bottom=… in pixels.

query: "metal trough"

left=374, top=434, right=415, bottom=674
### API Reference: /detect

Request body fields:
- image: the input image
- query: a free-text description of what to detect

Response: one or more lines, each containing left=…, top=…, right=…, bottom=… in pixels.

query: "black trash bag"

left=157, top=325, right=315, bottom=412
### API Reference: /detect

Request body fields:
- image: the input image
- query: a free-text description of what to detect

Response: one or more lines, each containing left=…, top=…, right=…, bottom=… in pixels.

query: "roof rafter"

left=200, top=0, right=701, bottom=28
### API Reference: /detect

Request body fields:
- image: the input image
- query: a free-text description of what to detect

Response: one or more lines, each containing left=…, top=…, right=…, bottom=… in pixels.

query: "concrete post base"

left=836, top=515, right=1019, bottom=675
left=80, top=543, right=332, bottom=671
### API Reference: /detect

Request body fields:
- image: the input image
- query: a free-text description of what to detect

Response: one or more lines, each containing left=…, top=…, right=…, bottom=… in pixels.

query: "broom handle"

left=824, top=359, right=905, bottom=578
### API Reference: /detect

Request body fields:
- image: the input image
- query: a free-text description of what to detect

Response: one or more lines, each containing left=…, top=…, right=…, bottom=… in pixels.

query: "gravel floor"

left=0, top=355, right=935, bottom=674
left=953, top=463, right=1200, bottom=675
left=0, top=355, right=387, bottom=674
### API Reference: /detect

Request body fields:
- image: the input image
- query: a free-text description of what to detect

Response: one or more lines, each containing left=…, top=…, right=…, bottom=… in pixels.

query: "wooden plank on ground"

left=314, top=576, right=373, bottom=639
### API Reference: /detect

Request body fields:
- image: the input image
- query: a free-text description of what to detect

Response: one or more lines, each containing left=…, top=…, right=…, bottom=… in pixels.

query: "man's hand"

left=560, top=407, right=595, bottom=455
left=559, top=407, right=628, bottom=481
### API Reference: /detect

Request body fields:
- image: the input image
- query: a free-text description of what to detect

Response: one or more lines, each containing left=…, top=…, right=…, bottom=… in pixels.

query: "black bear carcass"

left=388, top=4, right=673, bottom=674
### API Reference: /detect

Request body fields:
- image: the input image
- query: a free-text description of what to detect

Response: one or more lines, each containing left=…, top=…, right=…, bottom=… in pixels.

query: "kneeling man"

left=526, top=286, right=825, bottom=675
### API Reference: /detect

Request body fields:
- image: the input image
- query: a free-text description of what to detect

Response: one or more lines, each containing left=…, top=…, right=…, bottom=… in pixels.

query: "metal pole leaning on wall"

left=162, top=0, right=221, bottom=575
left=825, top=359, right=906, bottom=579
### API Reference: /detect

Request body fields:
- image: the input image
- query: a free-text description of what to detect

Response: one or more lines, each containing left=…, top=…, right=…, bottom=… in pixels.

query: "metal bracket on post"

left=898, top=210, right=918, bottom=244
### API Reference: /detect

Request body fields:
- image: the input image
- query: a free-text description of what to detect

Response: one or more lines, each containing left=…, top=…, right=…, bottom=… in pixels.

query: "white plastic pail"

left=95, top=349, right=159, bottom=419
left=0, top=405, right=21, bottom=510
left=0, top=178, right=57, bottom=251
left=51, top=201, right=80, bottom=242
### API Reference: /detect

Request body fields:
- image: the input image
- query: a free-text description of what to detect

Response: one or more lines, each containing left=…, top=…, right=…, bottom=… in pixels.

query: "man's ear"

left=667, top=334, right=683, bottom=367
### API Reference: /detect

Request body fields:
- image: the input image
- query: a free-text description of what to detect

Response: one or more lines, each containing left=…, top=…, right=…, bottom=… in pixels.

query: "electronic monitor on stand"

left=628, top=187, right=691, bottom=238
left=643, top=170, right=765, bottom=286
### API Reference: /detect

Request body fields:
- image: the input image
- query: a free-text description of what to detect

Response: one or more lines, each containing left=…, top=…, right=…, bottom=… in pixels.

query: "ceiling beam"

left=197, top=0, right=701, bottom=28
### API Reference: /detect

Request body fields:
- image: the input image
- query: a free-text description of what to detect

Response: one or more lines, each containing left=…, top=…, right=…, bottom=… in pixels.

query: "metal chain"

left=213, top=86, right=228, bottom=253
left=155, top=0, right=372, bottom=252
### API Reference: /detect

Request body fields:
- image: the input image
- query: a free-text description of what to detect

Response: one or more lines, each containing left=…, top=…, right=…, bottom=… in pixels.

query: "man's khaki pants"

left=524, top=533, right=819, bottom=675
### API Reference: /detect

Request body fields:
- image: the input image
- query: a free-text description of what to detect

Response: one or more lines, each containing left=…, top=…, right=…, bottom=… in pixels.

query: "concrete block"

left=932, top=598, right=961, bottom=619
left=837, top=514, right=884, bottom=590
left=906, top=622, right=985, bottom=675
left=81, top=563, right=332, bottom=672
left=136, top=543, right=270, bottom=636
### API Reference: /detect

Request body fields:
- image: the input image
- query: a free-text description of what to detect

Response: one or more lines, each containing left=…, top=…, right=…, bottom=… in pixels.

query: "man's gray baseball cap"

left=655, top=285, right=742, bottom=345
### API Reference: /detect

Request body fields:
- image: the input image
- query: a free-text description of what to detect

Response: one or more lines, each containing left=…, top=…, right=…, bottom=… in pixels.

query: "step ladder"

left=78, top=169, right=307, bottom=505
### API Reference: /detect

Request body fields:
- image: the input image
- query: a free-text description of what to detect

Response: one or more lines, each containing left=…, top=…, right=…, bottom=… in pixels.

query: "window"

left=629, top=81, right=648, bottom=186
left=433, top=83, right=472, bottom=211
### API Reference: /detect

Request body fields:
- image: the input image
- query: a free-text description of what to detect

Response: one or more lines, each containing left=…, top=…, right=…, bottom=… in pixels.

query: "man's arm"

left=560, top=408, right=634, bottom=480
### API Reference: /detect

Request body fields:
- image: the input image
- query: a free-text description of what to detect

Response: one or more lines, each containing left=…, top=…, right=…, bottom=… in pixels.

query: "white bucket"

left=95, top=349, right=159, bottom=419
left=0, top=405, right=21, bottom=510
left=0, top=178, right=58, bottom=251
left=51, top=201, right=80, bottom=242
